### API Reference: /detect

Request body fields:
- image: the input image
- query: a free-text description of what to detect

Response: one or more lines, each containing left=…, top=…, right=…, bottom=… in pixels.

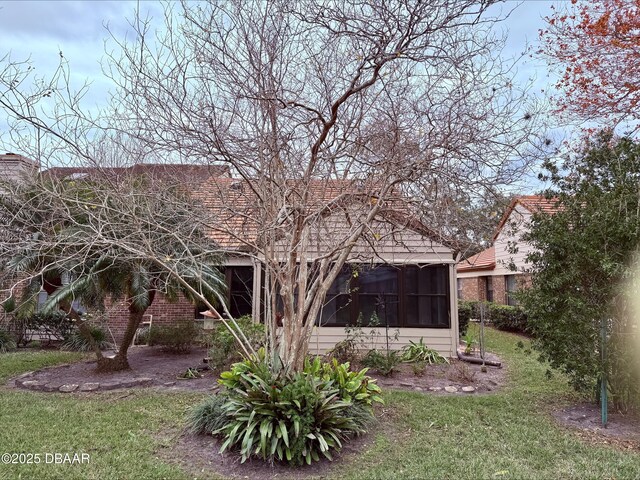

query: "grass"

left=0, top=327, right=638, bottom=479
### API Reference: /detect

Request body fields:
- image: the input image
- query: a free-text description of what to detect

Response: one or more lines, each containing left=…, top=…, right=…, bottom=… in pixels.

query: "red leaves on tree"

left=540, top=0, right=640, bottom=131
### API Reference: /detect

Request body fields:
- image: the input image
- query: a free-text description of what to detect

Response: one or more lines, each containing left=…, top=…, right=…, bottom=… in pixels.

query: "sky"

left=0, top=0, right=558, bottom=172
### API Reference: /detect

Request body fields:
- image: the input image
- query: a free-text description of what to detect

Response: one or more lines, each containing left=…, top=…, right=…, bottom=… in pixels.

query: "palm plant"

left=1, top=176, right=227, bottom=371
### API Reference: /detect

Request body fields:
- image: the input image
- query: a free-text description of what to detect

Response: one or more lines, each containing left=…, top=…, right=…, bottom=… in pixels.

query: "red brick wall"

left=492, top=275, right=507, bottom=305
left=104, top=294, right=196, bottom=343
left=460, top=277, right=482, bottom=301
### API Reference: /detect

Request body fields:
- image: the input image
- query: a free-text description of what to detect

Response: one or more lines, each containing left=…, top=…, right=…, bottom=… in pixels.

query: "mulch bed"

left=363, top=355, right=505, bottom=395
left=9, top=346, right=218, bottom=394
left=8, top=345, right=506, bottom=396
left=553, top=403, right=640, bottom=450
left=158, top=404, right=404, bottom=480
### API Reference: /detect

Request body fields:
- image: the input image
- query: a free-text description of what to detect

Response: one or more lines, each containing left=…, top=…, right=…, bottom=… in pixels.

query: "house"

left=457, top=195, right=557, bottom=305
left=1, top=154, right=461, bottom=357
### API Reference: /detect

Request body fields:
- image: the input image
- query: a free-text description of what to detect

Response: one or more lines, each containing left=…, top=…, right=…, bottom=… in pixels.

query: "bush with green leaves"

left=148, top=319, right=200, bottom=353
left=361, top=349, right=402, bottom=376
left=303, top=357, right=383, bottom=406
left=61, top=325, right=111, bottom=352
left=457, top=301, right=474, bottom=337
left=188, top=350, right=381, bottom=465
left=401, top=338, right=449, bottom=364
left=27, top=311, right=75, bottom=342
left=204, top=315, right=265, bottom=370
left=488, top=303, right=528, bottom=334
left=0, top=329, right=17, bottom=353
left=520, top=132, right=640, bottom=412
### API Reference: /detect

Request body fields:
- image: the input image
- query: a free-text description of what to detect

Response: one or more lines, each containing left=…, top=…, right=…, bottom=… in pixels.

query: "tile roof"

left=457, top=246, right=495, bottom=272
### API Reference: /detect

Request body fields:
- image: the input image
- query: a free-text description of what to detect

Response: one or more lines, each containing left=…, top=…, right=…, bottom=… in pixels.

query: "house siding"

left=493, top=203, right=533, bottom=275
left=308, top=326, right=455, bottom=357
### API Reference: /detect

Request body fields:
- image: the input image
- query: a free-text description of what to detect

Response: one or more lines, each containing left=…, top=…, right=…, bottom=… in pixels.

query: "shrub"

left=27, top=311, right=75, bottom=342
left=488, top=304, right=528, bottom=334
left=194, top=350, right=381, bottom=465
left=0, top=329, right=17, bottom=353
left=401, top=338, right=449, bottom=365
left=457, top=301, right=474, bottom=337
left=303, top=357, right=383, bottom=406
left=205, top=315, right=264, bottom=370
left=148, top=319, right=200, bottom=353
left=61, top=325, right=111, bottom=352
left=328, top=337, right=359, bottom=364
left=185, top=395, right=229, bottom=435
left=361, top=349, right=402, bottom=376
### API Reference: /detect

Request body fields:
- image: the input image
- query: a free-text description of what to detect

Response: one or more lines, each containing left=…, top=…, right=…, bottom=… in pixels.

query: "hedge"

left=457, top=300, right=528, bottom=335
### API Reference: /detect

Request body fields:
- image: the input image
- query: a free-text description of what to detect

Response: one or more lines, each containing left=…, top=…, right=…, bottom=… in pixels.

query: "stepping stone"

left=59, top=384, right=79, bottom=393
left=100, top=382, right=122, bottom=391
left=461, top=386, right=476, bottom=393
left=22, top=380, right=45, bottom=391
left=17, top=371, right=34, bottom=379
left=79, top=383, right=100, bottom=392
left=135, top=377, right=153, bottom=386
left=413, top=386, right=423, bottom=392
left=429, top=387, right=442, bottom=392
left=42, top=383, right=62, bottom=392
left=400, top=382, right=413, bottom=388
left=163, top=382, right=176, bottom=387
left=444, top=386, right=458, bottom=393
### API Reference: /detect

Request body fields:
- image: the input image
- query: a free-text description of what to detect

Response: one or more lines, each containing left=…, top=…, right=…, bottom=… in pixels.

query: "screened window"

left=228, top=266, right=254, bottom=318
left=485, top=277, right=494, bottom=303
left=319, top=266, right=353, bottom=326
left=319, top=264, right=450, bottom=328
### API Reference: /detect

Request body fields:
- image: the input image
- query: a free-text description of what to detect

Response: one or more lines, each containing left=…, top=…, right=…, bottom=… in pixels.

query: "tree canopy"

left=540, top=0, right=640, bottom=134
left=521, top=131, right=640, bottom=412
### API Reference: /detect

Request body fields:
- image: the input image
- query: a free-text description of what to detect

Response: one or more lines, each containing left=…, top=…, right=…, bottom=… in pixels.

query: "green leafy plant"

left=185, top=395, right=230, bottom=435
left=0, top=329, right=17, bottom=353
left=401, top=338, right=449, bottom=365
left=488, top=304, right=528, bottom=334
left=303, top=357, right=383, bottom=406
left=362, top=349, right=402, bottom=376
left=148, top=319, right=200, bottom=353
left=205, top=315, right=264, bottom=370
left=61, top=325, right=111, bottom=352
left=457, top=300, right=474, bottom=337
left=201, top=350, right=380, bottom=465
left=463, top=330, right=477, bottom=355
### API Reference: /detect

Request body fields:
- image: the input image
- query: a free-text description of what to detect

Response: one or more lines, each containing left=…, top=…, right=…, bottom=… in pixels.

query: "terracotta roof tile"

left=457, top=246, right=495, bottom=272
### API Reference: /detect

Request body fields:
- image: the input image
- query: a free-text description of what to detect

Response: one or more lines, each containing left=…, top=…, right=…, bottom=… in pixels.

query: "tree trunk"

left=95, top=291, right=155, bottom=373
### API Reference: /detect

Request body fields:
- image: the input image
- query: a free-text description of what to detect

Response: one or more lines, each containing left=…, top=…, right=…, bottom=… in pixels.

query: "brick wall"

left=103, top=293, right=196, bottom=343
left=460, top=277, right=481, bottom=301
left=492, top=275, right=507, bottom=305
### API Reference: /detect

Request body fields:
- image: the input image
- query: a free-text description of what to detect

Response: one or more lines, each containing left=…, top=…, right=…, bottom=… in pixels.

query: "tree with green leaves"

left=1, top=173, right=227, bottom=372
left=521, top=131, right=640, bottom=412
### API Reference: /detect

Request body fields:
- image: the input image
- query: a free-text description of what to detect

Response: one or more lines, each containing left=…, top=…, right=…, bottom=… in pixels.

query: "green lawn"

left=0, top=328, right=638, bottom=479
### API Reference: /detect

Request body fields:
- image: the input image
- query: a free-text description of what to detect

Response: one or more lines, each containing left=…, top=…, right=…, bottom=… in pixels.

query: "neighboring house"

left=1, top=154, right=461, bottom=357
left=457, top=195, right=557, bottom=305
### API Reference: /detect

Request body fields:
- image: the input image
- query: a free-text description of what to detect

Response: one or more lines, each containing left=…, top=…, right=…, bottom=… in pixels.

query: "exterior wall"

left=493, top=204, right=534, bottom=275
left=104, top=294, right=195, bottom=343
left=308, top=326, right=456, bottom=357
left=459, top=277, right=480, bottom=302
left=458, top=271, right=510, bottom=305
left=492, top=275, right=506, bottom=305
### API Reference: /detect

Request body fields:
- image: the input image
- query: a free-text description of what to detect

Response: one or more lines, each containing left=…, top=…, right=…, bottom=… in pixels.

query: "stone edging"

left=13, top=368, right=155, bottom=393
left=377, top=380, right=477, bottom=394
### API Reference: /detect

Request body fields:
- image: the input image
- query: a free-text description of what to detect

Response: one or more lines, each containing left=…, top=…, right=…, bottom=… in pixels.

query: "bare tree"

left=0, top=0, right=549, bottom=371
